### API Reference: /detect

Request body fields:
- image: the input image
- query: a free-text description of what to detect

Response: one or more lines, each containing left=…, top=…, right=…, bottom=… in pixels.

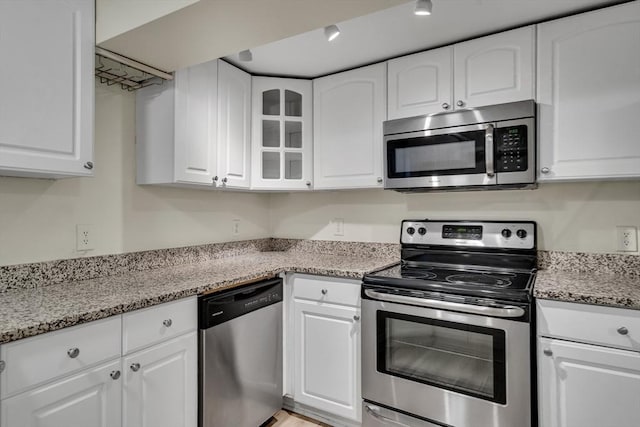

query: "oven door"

left=362, top=288, right=530, bottom=427
left=384, top=123, right=496, bottom=190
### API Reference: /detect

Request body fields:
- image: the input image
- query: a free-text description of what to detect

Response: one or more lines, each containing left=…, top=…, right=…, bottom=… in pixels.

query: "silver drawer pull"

left=110, top=370, right=121, bottom=380
left=163, top=319, right=173, bottom=327
left=321, top=289, right=328, bottom=295
left=618, top=326, right=629, bottom=335
left=543, top=348, right=553, bottom=356
left=0, top=360, right=5, bottom=373
left=130, top=363, right=141, bottom=372
left=353, top=315, right=360, bottom=321
left=67, top=348, right=80, bottom=358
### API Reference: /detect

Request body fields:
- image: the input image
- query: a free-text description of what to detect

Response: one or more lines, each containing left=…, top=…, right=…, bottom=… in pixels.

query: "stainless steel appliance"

left=362, top=220, right=537, bottom=427
left=383, top=100, right=536, bottom=192
left=199, top=278, right=283, bottom=427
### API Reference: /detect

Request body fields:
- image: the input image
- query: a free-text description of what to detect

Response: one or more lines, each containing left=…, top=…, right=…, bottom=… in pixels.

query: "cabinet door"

left=537, top=2, right=640, bottom=181
left=387, top=47, right=453, bottom=119
left=313, top=63, right=386, bottom=190
left=293, top=299, right=361, bottom=422
left=0, top=0, right=94, bottom=178
left=454, top=26, right=534, bottom=109
left=122, top=332, right=197, bottom=427
left=173, top=60, right=218, bottom=185
left=1, top=360, right=121, bottom=427
left=538, top=337, right=640, bottom=427
left=217, top=60, right=252, bottom=189
left=251, top=77, right=313, bottom=190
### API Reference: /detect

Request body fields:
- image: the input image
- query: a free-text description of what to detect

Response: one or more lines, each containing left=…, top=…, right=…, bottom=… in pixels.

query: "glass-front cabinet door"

left=251, top=77, right=313, bottom=190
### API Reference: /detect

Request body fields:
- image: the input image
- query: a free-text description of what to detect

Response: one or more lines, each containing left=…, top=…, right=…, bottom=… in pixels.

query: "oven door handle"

left=364, top=404, right=412, bottom=427
left=364, top=289, right=525, bottom=318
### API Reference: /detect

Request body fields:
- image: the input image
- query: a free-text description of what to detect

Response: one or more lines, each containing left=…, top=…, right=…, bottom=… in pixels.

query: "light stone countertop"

left=534, top=269, right=640, bottom=309
left=0, top=251, right=397, bottom=344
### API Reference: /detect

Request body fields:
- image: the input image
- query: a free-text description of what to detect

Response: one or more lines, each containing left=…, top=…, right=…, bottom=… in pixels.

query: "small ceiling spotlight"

left=414, top=0, right=433, bottom=16
left=324, top=24, right=341, bottom=42
left=238, top=49, right=253, bottom=62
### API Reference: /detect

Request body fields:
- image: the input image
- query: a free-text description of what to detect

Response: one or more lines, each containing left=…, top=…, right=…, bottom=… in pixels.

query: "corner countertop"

left=0, top=251, right=397, bottom=344
left=534, top=269, right=640, bottom=310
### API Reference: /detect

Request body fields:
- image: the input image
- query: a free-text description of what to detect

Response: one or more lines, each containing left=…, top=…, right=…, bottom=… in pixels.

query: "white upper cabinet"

left=251, top=77, right=312, bottom=190
left=137, top=60, right=218, bottom=188
left=387, top=47, right=453, bottom=119
left=387, top=26, right=534, bottom=119
left=217, top=61, right=252, bottom=190
left=314, top=63, right=387, bottom=190
left=0, top=0, right=94, bottom=178
left=454, top=26, right=535, bottom=109
left=537, top=1, right=640, bottom=181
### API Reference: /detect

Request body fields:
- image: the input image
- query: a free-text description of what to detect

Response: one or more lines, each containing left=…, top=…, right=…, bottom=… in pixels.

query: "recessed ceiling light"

left=414, top=0, right=432, bottom=16
left=324, top=24, right=341, bottom=42
left=238, top=49, right=252, bottom=62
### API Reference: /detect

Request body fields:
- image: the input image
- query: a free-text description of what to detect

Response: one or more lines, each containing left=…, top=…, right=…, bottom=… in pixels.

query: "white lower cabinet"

left=122, top=332, right=197, bottom=427
left=0, top=297, right=197, bottom=427
left=537, top=299, right=640, bottom=427
left=288, top=274, right=361, bottom=423
left=2, top=360, right=122, bottom=427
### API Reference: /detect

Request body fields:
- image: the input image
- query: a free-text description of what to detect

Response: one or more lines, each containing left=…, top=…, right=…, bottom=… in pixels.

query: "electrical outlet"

left=232, top=219, right=240, bottom=236
left=76, top=224, right=94, bottom=251
left=332, top=218, right=345, bottom=236
left=617, top=226, right=638, bottom=252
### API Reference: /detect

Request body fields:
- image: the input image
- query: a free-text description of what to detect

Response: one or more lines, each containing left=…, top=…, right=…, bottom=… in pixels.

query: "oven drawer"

left=291, top=274, right=360, bottom=307
left=537, top=299, right=640, bottom=351
left=363, top=402, right=441, bottom=427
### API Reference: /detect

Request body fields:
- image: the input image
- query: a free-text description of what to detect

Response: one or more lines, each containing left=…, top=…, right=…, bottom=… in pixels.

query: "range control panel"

left=401, top=220, right=536, bottom=250
left=495, top=125, right=528, bottom=172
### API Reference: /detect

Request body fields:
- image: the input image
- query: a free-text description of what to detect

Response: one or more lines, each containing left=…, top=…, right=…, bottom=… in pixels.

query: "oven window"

left=386, top=130, right=486, bottom=178
left=376, top=311, right=506, bottom=404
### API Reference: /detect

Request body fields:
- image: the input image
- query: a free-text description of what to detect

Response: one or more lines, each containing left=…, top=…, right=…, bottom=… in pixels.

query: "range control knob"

left=407, top=227, right=416, bottom=235
left=418, top=227, right=427, bottom=235
left=516, top=229, right=528, bottom=239
left=501, top=229, right=512, bottom=238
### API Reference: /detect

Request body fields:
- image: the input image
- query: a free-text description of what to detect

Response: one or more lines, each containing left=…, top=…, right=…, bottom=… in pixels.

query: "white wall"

left=0, top=84, right=271, bottom=266
left=269, top=183, right=640, bottom=254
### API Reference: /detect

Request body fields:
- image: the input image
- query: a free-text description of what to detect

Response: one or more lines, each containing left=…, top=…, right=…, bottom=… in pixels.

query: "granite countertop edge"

left=0, top=254, right=398, bottom=345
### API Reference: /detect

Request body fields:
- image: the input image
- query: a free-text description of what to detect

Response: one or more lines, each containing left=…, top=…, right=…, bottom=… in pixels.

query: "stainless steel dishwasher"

left=199, top=277, right=283, bottom=427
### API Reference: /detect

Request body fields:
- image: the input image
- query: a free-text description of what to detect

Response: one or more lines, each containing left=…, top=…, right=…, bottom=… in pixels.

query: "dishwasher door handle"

left=364, top=289, right=525, bottom=318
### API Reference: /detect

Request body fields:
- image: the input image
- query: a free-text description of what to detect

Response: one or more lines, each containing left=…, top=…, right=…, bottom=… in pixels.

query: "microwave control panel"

left=495, top=125, right=528, bottom=172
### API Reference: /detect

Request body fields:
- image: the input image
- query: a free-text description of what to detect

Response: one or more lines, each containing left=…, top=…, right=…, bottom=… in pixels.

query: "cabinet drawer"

left=123, top=297, right=197, bottom=354
left=292, top=274, right=361, bottom=307
left=537, top=299, right=640, bottom=351
left=0, top=316, right=121, bottom=398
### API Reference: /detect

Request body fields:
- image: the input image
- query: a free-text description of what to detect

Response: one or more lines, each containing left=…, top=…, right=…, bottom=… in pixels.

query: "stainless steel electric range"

left=362, top=220, right=537, bottom=427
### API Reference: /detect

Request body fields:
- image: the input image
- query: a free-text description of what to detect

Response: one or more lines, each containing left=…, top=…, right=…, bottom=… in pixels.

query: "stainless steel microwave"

left=383, top=100, right=536, bottom=192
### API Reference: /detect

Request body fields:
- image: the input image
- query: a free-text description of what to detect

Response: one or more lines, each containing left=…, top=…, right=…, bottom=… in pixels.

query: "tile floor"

left=266, top=409, right=332, bottom=427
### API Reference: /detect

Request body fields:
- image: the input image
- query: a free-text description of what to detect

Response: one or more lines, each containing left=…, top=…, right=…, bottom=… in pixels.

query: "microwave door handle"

left=485, top=124, right=495, bottom=178
left=364, top=289, right=525, bottom=318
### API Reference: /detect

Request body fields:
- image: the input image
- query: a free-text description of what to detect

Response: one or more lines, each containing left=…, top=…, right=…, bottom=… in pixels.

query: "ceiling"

left=98, top=0, right=408, bottom=72
left=223, top=0, right=624, bottom=78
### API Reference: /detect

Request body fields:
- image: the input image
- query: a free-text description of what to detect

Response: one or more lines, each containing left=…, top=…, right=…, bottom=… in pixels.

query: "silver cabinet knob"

left=110, top=370, right=121, bottom=380
left=321, top=289, right=328, bottom=295
left=163, top=319, right=173, bottom=327
left=353, top=315, right=360, bottom=321
left=212, top=176, right=218, bottom=184
left=618, top=327, right=629, bottom=335
left=130, top=363, right=141, bottom=372
left=442, top=102, right=450, bottom=110
left=306, top=181, right=312, bottom=187
left=456, top=100, right=465, bottom=107
left=541, top=167, right=550, bottom=174
left=67, top=348, right=80, bottom=358
left=83, top=161, right=94, bottom=170
left=222, top=177, right=228, bottom=184
left=376, top=177, right=383, bottom=183
left=543, top=348, right=553, bottom=356
left=0, top=360, right=5, bottom=373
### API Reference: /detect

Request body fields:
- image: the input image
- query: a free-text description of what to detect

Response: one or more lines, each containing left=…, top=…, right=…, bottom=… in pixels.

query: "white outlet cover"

left=76, top=224, right=94, bottom=251
left=616, top=226, right=638, bottom=252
